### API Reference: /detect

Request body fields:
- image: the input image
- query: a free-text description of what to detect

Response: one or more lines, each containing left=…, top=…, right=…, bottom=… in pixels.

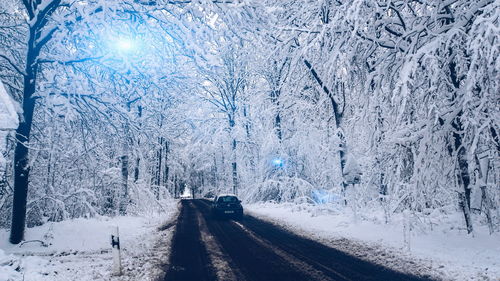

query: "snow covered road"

left=164, top=199, right=431, bottom=281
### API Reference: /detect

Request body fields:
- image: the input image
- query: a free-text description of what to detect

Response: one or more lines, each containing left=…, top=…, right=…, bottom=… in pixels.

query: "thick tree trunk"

left=9, top=0, right=62, bottom=245
left=10, top=75, right=37, bottom=244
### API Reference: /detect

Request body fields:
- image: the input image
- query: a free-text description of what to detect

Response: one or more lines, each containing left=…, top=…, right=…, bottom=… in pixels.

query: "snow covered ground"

left=0, top=80, right=18, bottom=167
left=0, top=200, right=179, bottom=281
left=246, top=202, right=500, bottom=281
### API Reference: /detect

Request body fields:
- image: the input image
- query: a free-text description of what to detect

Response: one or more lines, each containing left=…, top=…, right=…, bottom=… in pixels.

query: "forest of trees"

left=0, top=0, right=498, bottom=243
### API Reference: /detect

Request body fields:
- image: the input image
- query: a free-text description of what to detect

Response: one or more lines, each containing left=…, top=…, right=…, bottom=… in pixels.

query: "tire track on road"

left=194, top=200, right=314, bottom=281
left=195, top=205, right=244, bottom=281
left=164, top=200, right=216, bottom=281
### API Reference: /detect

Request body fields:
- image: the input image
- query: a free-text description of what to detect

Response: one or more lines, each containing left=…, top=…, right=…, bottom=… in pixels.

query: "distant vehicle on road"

left=211, top=194, right=243, bottom=220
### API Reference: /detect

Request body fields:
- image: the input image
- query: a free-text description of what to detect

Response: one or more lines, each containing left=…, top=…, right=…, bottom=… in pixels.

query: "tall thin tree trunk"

left=303, top=59, right=347, bottom=202
left=134, top=106, right=142, bottom=183
left=271, top=90, right=282, bottom=142
left=119, top=154, right=129, bottom=215
left=155, top=137, right=163, bottom=200
left=446, top=46, right=474, bottom=233
left=213, top=154, right=218, bottom=192
left=229, top=118, right=238, bottom=195
left=243, top=104, right=251, bottom=139
left=477, top=151, right=494, bottom=234
left=134, top=156, right=140, bottom=183
left=119, top=109, right=131, bottom=215
left=173, top=175, right=178, bottom=198
left=231, top=139, right=238, bottom=195
left=119, top=122, right=129, bottom=215
left=451, top=117, right=473, bottom=234
left=163, top=141, right=169, bottom=190
left=480, top=186, right=494, bottom=234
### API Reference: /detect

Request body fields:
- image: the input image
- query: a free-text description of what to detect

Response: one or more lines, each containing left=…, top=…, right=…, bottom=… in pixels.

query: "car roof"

left=216, top=193, right=238, bottom=198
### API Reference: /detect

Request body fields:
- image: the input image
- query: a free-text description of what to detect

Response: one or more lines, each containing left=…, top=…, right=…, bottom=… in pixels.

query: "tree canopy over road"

left=0, top=0, right=498, bottom=244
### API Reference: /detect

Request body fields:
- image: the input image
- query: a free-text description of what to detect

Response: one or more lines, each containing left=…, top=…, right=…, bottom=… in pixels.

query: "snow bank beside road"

left=0, top=200, right=179, bottom=281
left=246, top=203, right=500, bottom=281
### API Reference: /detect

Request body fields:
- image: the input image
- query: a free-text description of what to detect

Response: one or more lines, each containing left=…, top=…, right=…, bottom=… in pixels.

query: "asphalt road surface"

left=164, top=199, right=432, bottom=281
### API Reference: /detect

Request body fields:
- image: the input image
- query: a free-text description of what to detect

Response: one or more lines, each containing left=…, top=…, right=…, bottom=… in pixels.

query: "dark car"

left=212, top=194, right=243, bottom=219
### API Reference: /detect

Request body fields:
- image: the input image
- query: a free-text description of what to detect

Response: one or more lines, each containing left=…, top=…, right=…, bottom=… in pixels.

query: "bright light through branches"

left=272, top=158, right=284, bottom=167
left=116, top=38, right=134, bottom=51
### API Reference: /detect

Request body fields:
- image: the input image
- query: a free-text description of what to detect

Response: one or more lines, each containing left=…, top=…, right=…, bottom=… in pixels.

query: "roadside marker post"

left=111, top=226, right=122, bottom=276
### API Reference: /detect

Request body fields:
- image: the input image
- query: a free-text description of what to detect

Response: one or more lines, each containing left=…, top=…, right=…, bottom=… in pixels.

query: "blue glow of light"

left=311, top=189, right=341, bottom=204
left=272, top=158, right=283, bottom=167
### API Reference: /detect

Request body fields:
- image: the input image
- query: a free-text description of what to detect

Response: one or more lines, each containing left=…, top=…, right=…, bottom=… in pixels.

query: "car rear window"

left=218, top=196, right=238, bottom=203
